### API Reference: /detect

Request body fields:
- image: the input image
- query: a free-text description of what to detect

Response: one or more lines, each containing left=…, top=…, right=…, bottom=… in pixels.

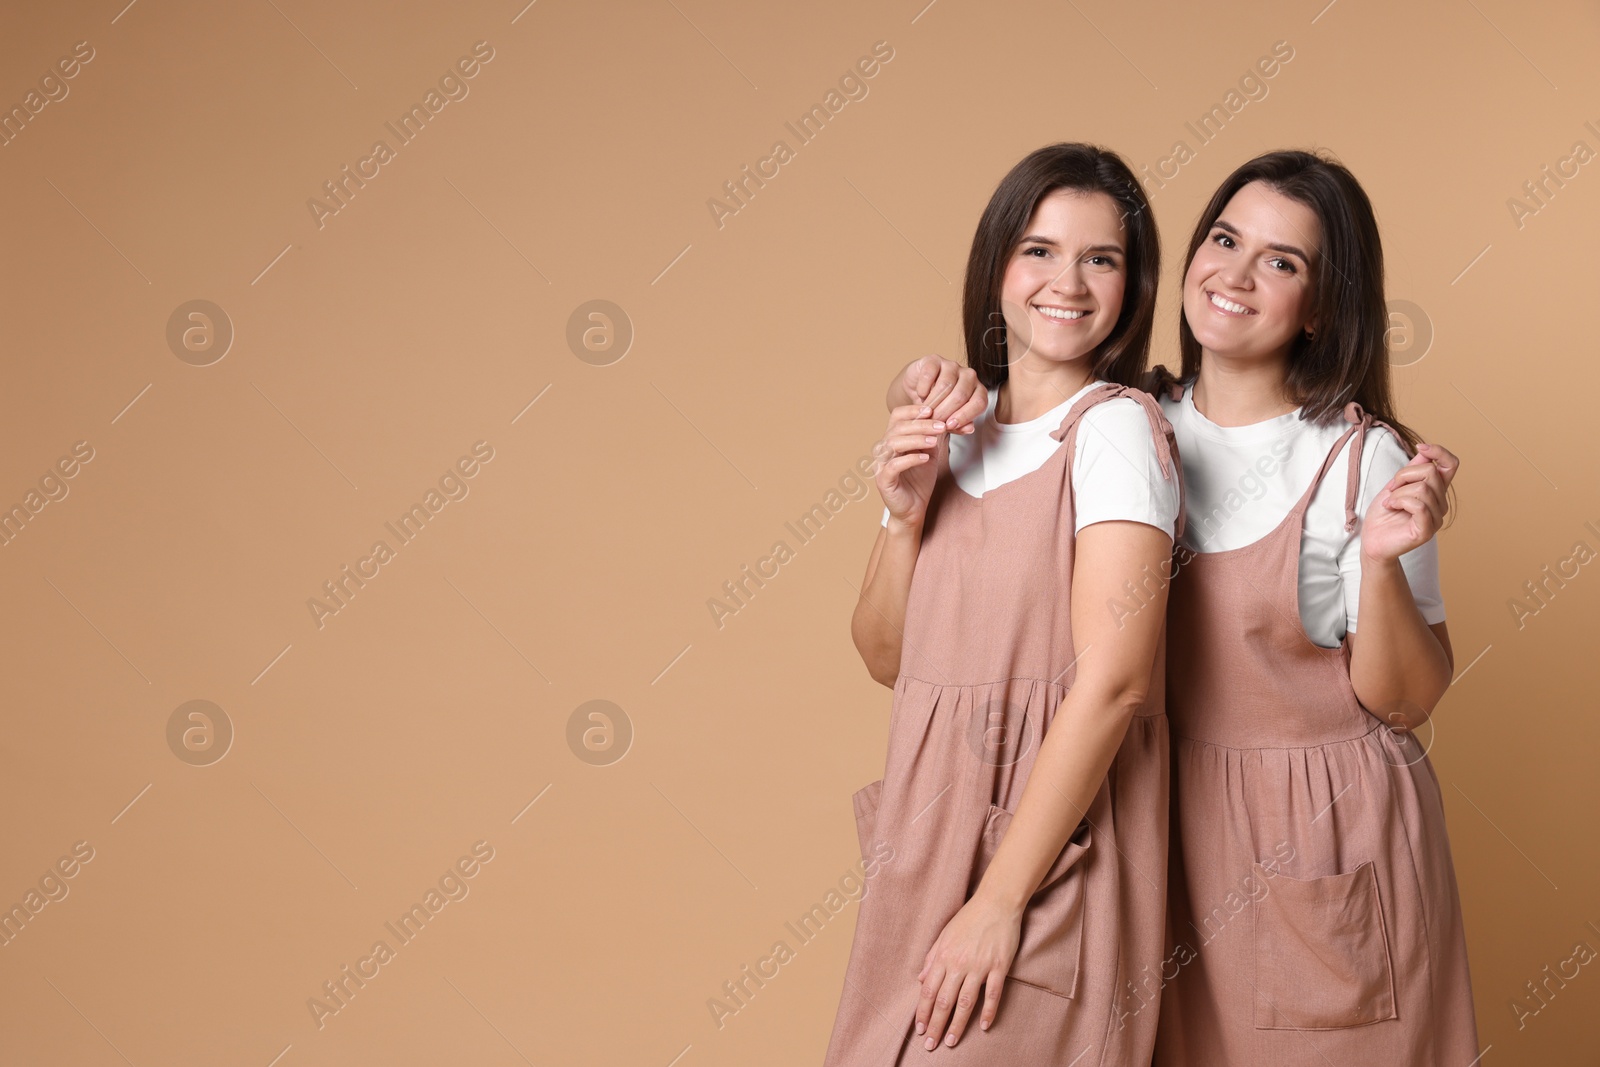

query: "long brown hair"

left=962, top=143, right=1159, bottom=390
left=1152, top=149, right=1420, bottom=450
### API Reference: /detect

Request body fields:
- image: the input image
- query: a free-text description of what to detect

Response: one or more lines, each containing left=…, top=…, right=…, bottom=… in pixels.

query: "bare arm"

left=851, top=518, right=924, bottom=687
left=965, top=520, right=1171, bottom=912
left=854, top=352, right=987, bottom=686
left=1349, top=442, right=1459, bottom=729
left=1349, top=582, right=1454, bottom=728
left=912, top=520, right=1173, bottom=1043
left=851, top=404, right=950, bottom=686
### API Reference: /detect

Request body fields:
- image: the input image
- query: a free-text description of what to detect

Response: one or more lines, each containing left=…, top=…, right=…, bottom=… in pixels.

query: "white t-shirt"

left=1159, top=381, right=1445, bottom=648
left=880, top=380, right=1180, bottom=539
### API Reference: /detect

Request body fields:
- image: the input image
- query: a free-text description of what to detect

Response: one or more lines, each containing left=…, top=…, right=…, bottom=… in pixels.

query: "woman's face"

left=998, top=189, right=1127, bottom=370
left=1182, top=180, right=1321, bottom=362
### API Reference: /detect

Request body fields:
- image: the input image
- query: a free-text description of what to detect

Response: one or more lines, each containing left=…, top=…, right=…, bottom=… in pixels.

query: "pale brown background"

left=1, top=0, right=1596, bottom=1063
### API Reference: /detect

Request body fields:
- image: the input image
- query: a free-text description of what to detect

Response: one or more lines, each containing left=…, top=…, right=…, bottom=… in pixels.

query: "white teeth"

left=1036, top=306, right=1087, bottom=320
left=1208, top=291, right=1251, bottom=315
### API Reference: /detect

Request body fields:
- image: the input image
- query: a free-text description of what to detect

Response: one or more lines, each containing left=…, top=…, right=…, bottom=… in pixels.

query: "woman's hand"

left=1360, top=442, right=1459, bottom=564
left=892, top=355, right=988, bottom=434
left=874, top=404, right=947, bottom=528
left=913, top=891, right=1023, bottom=1049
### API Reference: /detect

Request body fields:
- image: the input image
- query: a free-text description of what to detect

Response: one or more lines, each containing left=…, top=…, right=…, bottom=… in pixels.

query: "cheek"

left=1091, top=274, right=1126, bottom=323
left=1000, top=258, right=1039, bottom=302
left=1260, top=276, right=1310, bottom=324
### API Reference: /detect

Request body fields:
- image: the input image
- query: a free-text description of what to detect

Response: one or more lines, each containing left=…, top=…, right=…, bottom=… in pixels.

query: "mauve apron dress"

left=1154, top=399, right=1480, bottom=1065
left=824, top=383, right=1184, bottom=1066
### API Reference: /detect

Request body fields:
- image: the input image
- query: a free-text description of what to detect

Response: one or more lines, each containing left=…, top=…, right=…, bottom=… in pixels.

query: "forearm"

left=968, top=521, right=1169, bottom=914
left=1349, top=553, right=1451, bottom=723
left=970, top=682, right=1142, bottom=913
left=851, top=519, right=923, bottom=686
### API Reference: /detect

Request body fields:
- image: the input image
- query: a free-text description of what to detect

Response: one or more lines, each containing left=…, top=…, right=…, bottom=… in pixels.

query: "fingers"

left=1416, top=442, right=1460, bottom=485
left=887, top=411, right=949, bottom=435
left=878, top=452, right=931, bottom=480
left=1384, top=480, right=1445, bottom=530
left=907, top=355, right=939, bottom=405
left=943, top=372, right=987, bottom=435
left=910, top=355, right=956, bottom=409
left=1382, top=489, right=1440, bottom=540
left=978, top=970, right=1004, bottom=1031
left=1380, top=462, right=1449, bottom=524
left=936, top=971, right=986, bottom=1048
left=889, top=404, right=947, bottom=431
left=922, top=970, right=966, bottom=1050
left=914, top=963, right=945, bottom=1037
left=929, top=366, right=980, bottom=430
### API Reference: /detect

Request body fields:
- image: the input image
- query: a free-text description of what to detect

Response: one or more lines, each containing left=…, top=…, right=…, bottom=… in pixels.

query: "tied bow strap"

left=1048, top=384, right=1187, bottom=541
left=1127, top=386, right=1187, bottom=542
left=1341, top=401, right=1374, bottom=533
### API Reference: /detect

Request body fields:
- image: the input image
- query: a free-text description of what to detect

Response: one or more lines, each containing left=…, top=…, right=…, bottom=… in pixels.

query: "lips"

left=1205, top=289, right=1255, bottom=316
left=1033, top=304, right=1090, bottom=321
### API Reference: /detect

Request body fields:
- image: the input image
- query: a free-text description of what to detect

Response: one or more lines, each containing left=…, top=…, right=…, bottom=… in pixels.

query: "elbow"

left=851, top=619, right=899, bottom=689
left=1112, top=682, right=1150, bottom=718
left=1364, top=686, right=1446, bottom=732
left=1090, top=677, right=1150, bottom=722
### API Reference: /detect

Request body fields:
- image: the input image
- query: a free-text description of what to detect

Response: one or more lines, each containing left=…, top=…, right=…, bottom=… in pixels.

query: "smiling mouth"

left=1033, top=304, right=1090, bottom=321
left=1206, top=290, right=1255, bottom=316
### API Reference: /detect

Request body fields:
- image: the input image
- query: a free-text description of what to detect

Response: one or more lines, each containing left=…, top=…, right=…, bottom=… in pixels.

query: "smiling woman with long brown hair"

left=873, top=148, right=1480, bottom=1066
left=1148, top=149, right=1478, bottom=1065
left=824, top=142, right=1183, bottom=1064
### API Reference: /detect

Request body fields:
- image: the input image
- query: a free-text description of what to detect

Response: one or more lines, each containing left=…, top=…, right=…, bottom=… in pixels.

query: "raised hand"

left=1360, top=442, right=1459, bottom=563
left=874, top=403, right=949, bottom=528
left=894, top=354, right=987, bottom=434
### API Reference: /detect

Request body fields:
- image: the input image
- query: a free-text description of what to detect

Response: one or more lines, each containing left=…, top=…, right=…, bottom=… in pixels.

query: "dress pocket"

left=968, top=803, right=1092, bottom=999
left=852, top=778, right=884, bottom=859
left=1251, top=860, right=1399, bottom=1030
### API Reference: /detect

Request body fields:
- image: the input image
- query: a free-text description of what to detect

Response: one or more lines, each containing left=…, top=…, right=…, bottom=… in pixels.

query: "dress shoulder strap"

left=1294, top=401, right=1412, bottom=532
left=1049, top=382, right=1187, bottom=541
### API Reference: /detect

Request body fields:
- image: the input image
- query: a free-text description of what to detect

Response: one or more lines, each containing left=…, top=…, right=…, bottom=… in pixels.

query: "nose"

left=1217, top=257, right=1252, bottom=291
left=1048, top=262, right=1089, bottom=297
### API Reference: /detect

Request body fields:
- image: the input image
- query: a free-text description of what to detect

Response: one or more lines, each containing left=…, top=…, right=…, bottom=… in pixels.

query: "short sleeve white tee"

left=1159, top=381, right=1445, bottom=649
left=880, top=380, right=1180, bottom=539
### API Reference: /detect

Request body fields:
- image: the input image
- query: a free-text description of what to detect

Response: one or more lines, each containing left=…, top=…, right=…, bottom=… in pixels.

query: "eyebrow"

left=1017, top=235, right=1126, bottom=255
left=1211, top=219, right=1310, bottom=262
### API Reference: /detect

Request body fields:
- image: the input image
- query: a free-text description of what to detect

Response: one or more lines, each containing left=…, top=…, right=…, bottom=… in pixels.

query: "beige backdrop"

left=2, top=0, right=1596, bottom=1063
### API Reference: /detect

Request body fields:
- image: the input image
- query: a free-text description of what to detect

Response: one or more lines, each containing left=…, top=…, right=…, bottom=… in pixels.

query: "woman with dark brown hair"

left=884, top=149, right=1479, bottom=1064
left=824, top=142, right=1183, bottom=1064
left=1147, top=149, right=1477, bottom=1065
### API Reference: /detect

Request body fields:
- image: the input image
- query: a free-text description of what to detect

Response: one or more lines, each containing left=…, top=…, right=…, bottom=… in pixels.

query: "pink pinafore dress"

left=824, top=383, right=1183, bottom=1065
left=1154, top=399, right=1480, bottom=1065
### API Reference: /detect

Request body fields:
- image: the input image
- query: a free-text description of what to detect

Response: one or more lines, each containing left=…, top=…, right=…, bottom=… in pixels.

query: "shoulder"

left=1077, top=390, right=1164, bottom=443
left=1314, top=417, right=1408, bottom=474
left=1354, top=424, right=1413, bottom=500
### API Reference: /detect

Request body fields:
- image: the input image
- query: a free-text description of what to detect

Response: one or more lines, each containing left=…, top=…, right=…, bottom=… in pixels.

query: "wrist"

left=885, top=514, right=924, bottom=537
left=972, top=876, right=1028, bottom=917
left=1360, top=546, right=1404, bottom=572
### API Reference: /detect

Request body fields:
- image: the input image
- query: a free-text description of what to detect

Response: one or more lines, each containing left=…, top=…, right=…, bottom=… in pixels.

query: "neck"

left=995, top=357, right=1096, bottom=424
left=1191, top=346, right=1297, bottom=426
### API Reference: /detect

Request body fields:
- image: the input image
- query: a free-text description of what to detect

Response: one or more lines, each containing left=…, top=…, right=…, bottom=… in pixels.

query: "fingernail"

left=925, top=1037, right=936, bottom=1050
left=916, top=1022, right=925, bottom=1034
left=946, top=1033, right=956, bottom=1046
left=920, top=406, right=931, bottom=416
left=925, top=436, right=938, bottom=445
left=932, top=421, right=946, bottom=431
